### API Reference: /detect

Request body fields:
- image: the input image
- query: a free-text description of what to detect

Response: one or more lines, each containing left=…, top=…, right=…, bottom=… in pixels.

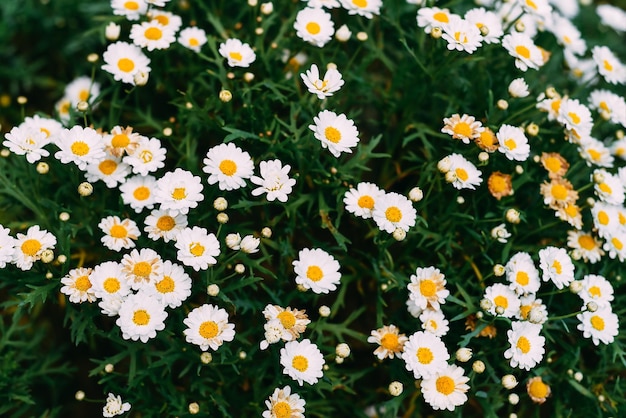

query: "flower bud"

left=388, top=381, right=403, bottom=396
left=133, top=70, right=149, bottom=86
left=36, top=162, right=49, bottom=174
left=408, top=187, right=423, bottom=202
left=508, top=393, right=519, bottom=405
left=506, top=208, right=520, bottom=224
left=240, top=235, right=260, bottom=253
left=319, top=305, right=331, bottom=317
left=234, top=263, right=245, bottom=274
left=78, top=182, right=93, bottom=196
left=472, top=360, right=485, bottom=373
left=569, top=280, right=583, bottom=294
left=213, top=197, right=228, bottom=211
left=455, top=347, right=473, bottom=362
left=336, top=343, right=351, bottom=358
left=335, top=24, right=352, bottom=42
left=502, top=374, right=518, bottom=389
left=217, top=212, right=229, bottom=224
left=225, top=233, right=242, bottom=250
left=260, top=2, right=273, bottom=14
left=104, top=363, right=114, bottom=373
left=75, top=390, right=85, bottom=401
left=200, top=352, right=213, bottom=364
left=261, top=226, right=272, bottom=238
left=105, top=22, right=121, bottom=41
left=207, top=284, right=220, bottom=296
left=189, top=402, right=200, bottom=414
left=392, top=228, right=406, bottom=241
left=356, top=31, right=368, bottom=41
left=219, top=90, right=232, bottom=103
left=437, top=156, right=451, bottom=172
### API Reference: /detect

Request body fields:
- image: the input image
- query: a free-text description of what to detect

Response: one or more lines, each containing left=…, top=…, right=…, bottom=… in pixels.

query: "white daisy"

left=294, top=7, right=335, bottom=48
left=120, top=247, right=163, bottom=291
left=407, top=266, right=449, bottom=311
left=441, top=16, right=483, bottom=54
left=505, top=252, right=541, bottom=295
left=557, top=98, right=593, bottom=137
left=12, top=225, right=56, bottom=271
left=517, top=294, right=548, bottom=324
left=588, top=89, right=626, bottom=127
left=293, top=248, right=341, bottom=294
left=420, top=364, right=470, bottom=411
left=401, top=331, right=450, bottom=379
left=507, top=77, right=530, bottom=98
left=177, top=26, right=207, bottom=53
left=464, top=7, right=503, bottom=44
left=406, top=296, right=424, bottom=318
left=174, top=226, right=220, bottom=271
left=367, top=324, right=408, bottom=360
left=343, top=182, right=385, bottom=219
left=218, top=38, right=256, bottom=67
left=101, top=41, right=151, bottom=85
left=538, top=246, right=575, bottom=289
left=104, top=126, right=143, bottom=158
left=518, top=0, right=552, bottom=17
left=304, top=0, right=341, bottom=8
left=0, top=226, right=15, bottom=268
left=592, top=45, right=626, bottom=85
left=444, top=153, right=483, bottom=190
left=577, top=306, right=619, bottom=345
left=593, top=169, right=623, bottom=205
left=154, top=168, right=204, bottom=216
left=250, top=159, right=297, bottom=202
left=309, top=109, right=360, bottom=157
left=144, top=208, right=187, bottom=242
left=116, top=293, right=167, bottom=343
left=590, top=202, right=621, bottom=239
left=279, top=339, right=325, bottom=386
left=580, top=138, right=614, bottom=168
left=417, top=7, right=457, bottom=34
left=98, top=216, right=140, bottom=252
left=503, top=321, right=545, bottom=370
left=420, top=309, right=449, bottom=337
left=21, top=114, right=63, bottom=140
left=102, top=393, right=131, bottom=417
left=262, top=386, right=306, bottom=418
left=202, top=142, right=254, bottom=191
left=484, top=283, right=521, bottom=318
left=261, top=304, right=311, bottom=345
left=441, top=113, right=485, bottom=144
left=183, top=304, right=236, bottom=351
left=55, top=96, right=72, bottom=124
left=372, top=191, right=417, bottom=233
left=90, top=261, right=131, bottom=302
left=300, top=63, right=344, bottom=99
left=144, top=260, right=192, bottom=309
left=111, top=0, right=147, bottom=21
left=596, top=4, right=626, bottom=33
left=546, top=13, right=586, bottom=56
left=339, top=0, right=382, bottom=19
left=60, top=267, right=96, bottom=303
left=130, top=21, right=176, bottom=51
left=579, top=274, right=614, bottom=309
left=85, top=150, right=131, bottom=188
left=148, top=9, right=182, bottom=32
left=501, top=33, right=544, bottom=71
left=122, top=136, right=167, bottom=176
left=119, top=174, right=158, bottom=213
left=64, top=75, right=100, bottom=107
left=54, top=126, right=106, bottom=171
left=566, top=230, right=604, bottom=264
left=2, top=124, right=50, bottom=163
left=497, top=124, right=530, bottom=161
left=603, top=231, right=626, bottom=261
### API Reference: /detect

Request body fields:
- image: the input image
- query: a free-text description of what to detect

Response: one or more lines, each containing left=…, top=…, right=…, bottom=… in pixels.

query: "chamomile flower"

left=464, top=8, right=503, bottom=44
left=60, top=267, right=96, bottom=303
left=340, top=0, right=381, bottom=19
left=407, top=266, right=449, bottom=311
left=90, top=261, right=131, bottom=302
left=102, top=41, right=151, bottom=85
left=613, top=137, right=626, bottom=159
left=566, top=230, right=604, bottom=263
left=294, top=7, right=334, bottom=48
left=417, top=7, right=457, bottom=34
left=526, top=376, right=551, bottom=404
left=343, top=182, right=385, bottom=219
left=121, top=248, right=163, bottom=290
left=557, top=98, right=593, bottom=137
left=148, top=9, right=182, bottom=32
left=13, top=225, right=57, bottom=271
left=85, top=150, right=131, bottom=188
left=263, top=386, right=306, bottom=418
left=144, top=260, right=191, bottom=309
left=540, top=177, right=578, bottom=209
left=420, top=364, right=470, bottom=411
left=293, top=248, right=341, bottom=294
left=496, top=124, right=530, bottom=161
left=593, top=169, right=624, bottom=205
left=487, top=171, right=514, bottom=200
left=111, top=0, right=147, bottom=21
left=300, top=63, right=344, bottom=99
left=441, top=16, right=483, bottom=53
left=98, top=216, right=140, bottom=251
left=203, top=142, right=254, bottom=191
left=183, top=304, right=235, bottom=351
left=309, top=110, right=360, bottom=157
left=177, top=27, right=207, bottom=53
left=54, top=126, right=106, bottom=171
left=104, top=126, right=142, bottom=157
left=579, top=274, right=614, bottom=308
left=116, top=293, right=167, bottom=343
left=603, top=231, right=626, bottom=261
left=580, top=138, right=614, bottom=168
left=22, top=114, right=63, bottom=140
left=119, top=174, right=158, bottom=213
left=518, top=0, right=552, bottom=17
left=517, top=294, right=548, bottom=324
left=590, top=202, right=621, bottom=239
left=175, top=226, right=220, bottom=271
left=251, top=159, right=297, bottom=202
left=367, top=324, right=408, bottom=360
left=64, top=76, right=100, bottom=107
left=596, top=4, right=626, bottom=33
left=144, top=209, right=187, bottom=242
left=547, top=13, right=586, bottom=56
left=280, top=339, right=325, bottom=386
left=372, top=192, right=417, bottom=233
left=3, top=125, right=50, bottom=163
left=401, top=331, right=450, bottom=379
left=505, top=252, right=541, bottom=295
left=484, top=283, right=521, bottom=318
left=538, top=246, right=575, bottom=289
left=592, top=45, right=626, bottom=85
left=540, top=152, right=569, bottom=178
left=154, top=168, right=204, bottom=216
left=444, top=153, right=483, bottom=190
left=219, top=38, right=256, bottom=67
left=0, top=226, right=15, bottom=268
left=420, top=309, right=450, bottom=337
left=503, top=321, right=545, bottom=370
left=130, top=21, right=176, bottom=51
left=102, top=393, right=131, bottom=417
left=123, top=136, right=167, bottom=176
left=262, top=304, right=311, bottom=344
left=502, top=33, right=544, bottom=71
left=508, top=77, right=530, bottom=98
left=441, top=113, right=484, bottom=144
left=577, top=306, right=619, bottom=345
left=588, top=90, right=626, bottom=127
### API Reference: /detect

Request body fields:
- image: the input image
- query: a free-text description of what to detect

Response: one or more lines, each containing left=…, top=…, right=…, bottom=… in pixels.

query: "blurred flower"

left=294, top=7, right=335, bottom=47
left=103, top=393, right=131, bottom=417
left=111, top=0, right=147, bottom=21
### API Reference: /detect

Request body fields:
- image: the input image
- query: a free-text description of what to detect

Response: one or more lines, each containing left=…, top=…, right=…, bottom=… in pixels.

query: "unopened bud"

left=219, top=90, right=232, bottom=103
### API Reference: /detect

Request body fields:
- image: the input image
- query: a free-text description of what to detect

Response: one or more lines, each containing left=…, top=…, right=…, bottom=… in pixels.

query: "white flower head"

left=293, top=248, right=341, bottom=294
left=367, top=324, right=408, bottom=360
left=54, top=126, right=106, bottom=171
left=597, top=4, right=626, bottom=33
left=505, top=252, right=541, bottom=295
left=401, top=331, right=450, bottom=379
left=0, top=226, right=15, bottom=268
left=154, top=168, right=204, bottom=216
left=445, top=153, right=483, bottom=190
left=122, top=137, right=167, bottom=176
left=219, top=38, right=256, bottom=67
left=566, top=230, right=604, bottom=264
left=178, top=26, right=207, bottom=53
left=603, top=231, right=626, bottom=262
left=116, top=293, right=167, bottom=343
left=64, top=75, right=100, bottom=107
left=144, top=208, right=187, bottom=242
left=590, top=202, right=621, bottom=240
left=102, top=393, right=131, bottom=417
left=2, top=125, right=50, bottom=163
left=251, top=159, right=297, bottom=202
left=592, top=169, right=623, bottom=205
left=120, top=247, right=163, bottom=291
left=538, top=246, right=575, bottom=289
left=174, top=226, right=220, bottom=271
left=240, top=235, right=260, bottom=254
left=279, top=339, right=325, bottom=385
left=501, top=33, right=544, bottom=71
left=309, top=110, right=360, bottom=157
left=589, top=89, right=626, bottom=127
left=262, top=386, right=306, bottom=418
left=183, top=304, right=235, bottom=351
left=145, top=260, right=192, bottom=309
left=508, top=78, right=529, bottom=98
left=420, top=364, right=470, bottom=411
left=85, top=149, right=132, bottom=188
left=90, top=261, right=132, bottom=301
left=580, top=138, right=615, bottom=169
left=102, top=41, right=151, bottom=85
left=419, top=309, right=450, bottom=337
left=13, top=225, right=57, bottom=271
left=417, top=7, right=457, bottom=34
left=203, top=142, right=254, bottom=191
left=579, top=274, right=614, bottom=309
left=464, top=7, right=503, bottom=44
left=441, top=16, right=483, bottom=54
left=557, top=98, right=593, bottom=137
left=300, top=63, right=344, bottom=99
left=484, top=283, right=521, bottom=318
left=577, top=306, right=619, bottom=345
left=60, top=267, right=96, bottom=303
left=343, top=182, right=385, bottom=219
left=130, top=20, right=176, bottom=51
left=294, top=7, right=335, bottom=48
left=592, top=45, right=626, bottom=85
left=148, top=9, right=182, bottom=32
left=372, top=191, right=417, bottom=233
left=262, top=304, right=311, bottom=344
left=111, top=0, right=147, bottom=21
left=496, top=124, right=530, bottom=161
left=119, top=174, right=158, bottom=213
left=339, top=0, right=382, bottom=19
left=407, top=266, right=449, bottom=311
left=98, top=215, right=140, bottom=251
left=503, top=321, right=545, bottom=370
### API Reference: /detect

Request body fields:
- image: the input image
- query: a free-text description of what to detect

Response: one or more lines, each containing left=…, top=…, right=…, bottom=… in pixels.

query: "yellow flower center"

left=189, top=38, right=199, bottom=47
left=21, top=239, right=42, bottom=256
left=454, top=31, right=468, bottom=43
left=544, top=157, right=561, bottom=173
left=103, top=278, right=121, bottom=294
left=156, top=275, right=175, bottom=293
left=599, top=101, right=610, bottom=112
left=273, top=402, right=292, bottom=418
left=597, top=211, right=609, bottom=225
left=381, top=333, right=399, bottom=350
left=109, top=224, right=128, bottom=239
left=552, top=259, right=562, bottom=275
left=568, top=112, right=581, bottom=125
left=292, top=355, right=309, bottom=372
left=528, top=379, right=549, bottom=399
left=588, top=149, right=602, bottom=162
left=219, top=159, right=237, bottom=176
left=171, top=187, right=187, bottom=200
left=133, top=261, right=152, bottom=277
left=133, top=309, right=150, bottom=326
left=590, top=315, right=605, bottom=331
left=71, top=141, right=90, bottom=156
left=189, top=243, right=205, bottom=256
left=144, top=27, right=163, bottom=41
left=140, top=150, right=153, bottom=163
left=564, top=204, right=579, bottom=217
left=199, top=321, right=219, bottom=339
left=156, top=215, right=175, bottom=231
left=526, top=0, right=538, bottom=9
left=306, top=22, right=321, bottom=35
left=153, top=15, right=169, bottom=26
left=603, top=60, right=613, bottom=72
left=433, top=12, right=449, bottom=23
left=455, top=167, right=468, bottom=181
left=353, top=0, right=367, bottom=7
left=551, top=184, right=568, bottom=200
left=416, top=347, right=433, bottom=364
left=420, top=279, right=436, bottom=297
left=324, top=126, right=342, bottom=143
left=117, top=58, right=135, bottom=73
left=306, top=265, right=323, bottom=282
left=516, top=271, right=529, bottom=286
left=111, top=133, right=130, bottom=148
left=516, top=336, right=531, bottom=354
left=133, top=186, right=150, bottom=201
left=79, top=89, right=90, bottom=102
left=124, top=1, right=139, bottom=10
left=588, top=286, right=601, bottom=297
left=598, top=182, right=611, bottom=194
left=494, top=295, right=508, bottom=309
left=99, top=159, right=118, bottom=175
left=74, top=275, right=92, bottom=292
left=519, top=305, right=531, bottom=319
left=436, top=376, right=455, bottom=395
left=578, top=235, right=596, bottom=251
left=550, top=99, right=561, bottom=113
left=515, top=45, right=531, bottom=59
left=229, top=51, right=242, bottom=61
left=277, top=311, right=296, bottom=329
left=453, top=122, right=472, bottom=138
left=611, top=237, right=623, bottom=250
left=385, top=206, right=402, bottom=223
left=428, top=320, right=438, bottom=330
left=504, top=138, right=517, bottom=150
left=40, top=127, right=51, bottom=138
left=490, top=175, right=507, bottom=193
left=357, top=195, right=375, bottom=210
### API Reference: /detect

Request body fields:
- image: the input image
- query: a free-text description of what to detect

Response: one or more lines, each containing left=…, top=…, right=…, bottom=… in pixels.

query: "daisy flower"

left=420, top=309, right=450, bottom=337
left=262, top=386, right=305, bottom=418
left=597, top=4, right=626, bottom=33
left=294, top=7, right=335, bottom=48
left=505, top=252, right=541, bottom=295
left=580, top=138, right=614, bottom=168
left=309, top=110, right=360, bottom=157
left=174, top=226, right=220, bottom=271
left=406, top=297, right=424, bottom=318
left=538, top=246, right=575, bottom=289
left=367, top=324, right=408, bottom=360
left=613, top=137, right=626, bottom=159
left=148, top=9, right=182, bottom=32
left=566, top=230, right=604, bottom=263
left=519, top=0, right=552, bottom=17
left=116, top=293, right=167, bottom=343
left=54, top=126, right=106, bottom=171
left=122, top=136, right=167, bottom=176
left=407, top=266, right=449, bottom=311
left=441, top=113, right=484, bottom=144
left=504, top=321, right=545, bottom=370
left=444, top=153, right=483, bottom=190
left=218, top=38, right=256, bottom=67
left=183, top=304, right=235, bottom=351
left=111, top=0, right=147, bottom=21
left=60, top=267, right=96, bottom=303
left=85, top=150, right=131, bottom=188
left=507, top=77, right=529, bottom=98
left=487, top=171, right=513, bottom=200
left=104, top=126, right=142, bottom=157
left=279, top=339, right=325, bottom=386
left=501, top=33, right=544, bottom=71
left=592, top=45, right=626, bottom=85
left=589, top=89, right=626, bottom=127
left=0, top=226, right=15, bottom=268
left=98, top=216, right=141, bottom=251
left=121, top=248, right=163, bottom=291
left=483, top=283, right=520, bottom=318
left=90, top=261, right=131, bottom=307
left=517, top=294, right=548, bottom=324
left=590, top=202, right=620, bottom=239
left=401, top=331, right=450, bottom=379
left=475, top=127, right=499, bottom=152
left=64, top=76, right=100, bottom=107
left=202, top=142, right=254, bottom=191
left=547, top=13, right=586, bottom=56
left=102, top=393, right=131, bottom=417
left=2, top=124, right=50, bottom=163
left=102, top=41, right=151, bottom=85
left=603, top=231, right=626, bottom=261
left=250, top=159, right=297, bottom=202
left=119, top=174, right=158, bottom=213
left=536, top=94, right=563, bottom=121
left=261, top=305, right=310, bottom=348
left=577, top=306, right=619, bottom=345
left=22, top=114, right=63, bottom=140
left=540, top=152, right=569, bottom=178
left=579, top=274, right=614, bottom=309
left=441, top=16, right=483, bottom=54
left=557, top=98, right=593, bottom=137
left=178, top=26, right=207, bottom=53
left=417, top=7, right=457, bottom=34
left=339, top=0, right=382, bottom=19
left=420, top=364, right=470, bottom=411
left=539, top=177, right=578, bottom=210
left=593, top=169, right=623, bottom=205
left=464, top=8, right=503, bottom=44
left=12, top=225, right=56, bottom=271
left=146, top=261, right=192, bottom=308
left=293, top=248, right=341, bottom=294
left=496, top=124, right=530, bottom=161
left=239, top=235, right=260, bottom=254
left=130, top=21, right=176, bottom=52
left=144, top=208, right=187, bottom=242
left=343, top=182, right=385, bottom=219
left=372, top=191, right=417, bottom=233
left=154, top=168, right=204, bottom=216
left=526, top=376, right=551, bottom=404
left=300, top=63, right=344, bottom=99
